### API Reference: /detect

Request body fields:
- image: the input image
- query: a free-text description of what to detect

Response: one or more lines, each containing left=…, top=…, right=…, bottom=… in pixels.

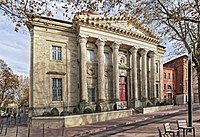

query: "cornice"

left=74, top=14, right=160, bottom=45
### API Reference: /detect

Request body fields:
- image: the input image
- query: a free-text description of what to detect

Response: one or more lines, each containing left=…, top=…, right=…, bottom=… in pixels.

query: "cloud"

left=0, top=13, right=30, bottom=76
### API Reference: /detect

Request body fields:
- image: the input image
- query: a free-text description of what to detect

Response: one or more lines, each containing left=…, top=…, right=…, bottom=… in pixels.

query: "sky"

left=0, top=11, right=176, bottom=76
left=0, top=13, right=30, bottom=76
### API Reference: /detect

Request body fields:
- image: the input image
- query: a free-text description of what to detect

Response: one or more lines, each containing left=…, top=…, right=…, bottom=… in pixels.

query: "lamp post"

left=188, top=42, right=200, bottom=128
left=188, top=51, right=192, bottom=128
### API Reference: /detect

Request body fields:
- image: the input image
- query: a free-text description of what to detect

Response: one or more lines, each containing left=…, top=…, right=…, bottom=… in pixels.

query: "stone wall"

left=29, top=18, right=79, bottom=116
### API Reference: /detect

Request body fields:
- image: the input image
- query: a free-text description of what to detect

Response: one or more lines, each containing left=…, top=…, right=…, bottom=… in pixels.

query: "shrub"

left=43, top=111, right=51, bottom=116
left=156, top=102, right=161, bottom=106
left=95, top=104, right=101, bottom=112
left=51, top=108, right=59, bottom=116
left=60, top=111, right=71, bottom=116
left=73, top=107, right=80, bottom=114
left=113, top=103, right=117, bottom=110
left=146, top=102, right=152, bottom=107
left=83, top=108, right=93, bottom=114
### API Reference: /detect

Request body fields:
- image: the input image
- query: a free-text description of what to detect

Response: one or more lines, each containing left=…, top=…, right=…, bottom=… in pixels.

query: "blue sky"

left=0, top=12, right=175, bottom=76
left=0, top=13, right=30, bottom=76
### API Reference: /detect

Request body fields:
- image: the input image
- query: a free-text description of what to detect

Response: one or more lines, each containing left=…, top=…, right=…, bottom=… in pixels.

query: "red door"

left=119, top=77, right=127, bottom=101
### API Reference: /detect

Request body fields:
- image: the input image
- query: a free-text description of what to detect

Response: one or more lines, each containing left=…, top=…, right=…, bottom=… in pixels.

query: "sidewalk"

left=64, top=104, right=200, bottom=137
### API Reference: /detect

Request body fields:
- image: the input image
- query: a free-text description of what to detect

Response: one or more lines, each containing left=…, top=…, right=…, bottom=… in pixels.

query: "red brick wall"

left=164, top=55, right=188, bottom=95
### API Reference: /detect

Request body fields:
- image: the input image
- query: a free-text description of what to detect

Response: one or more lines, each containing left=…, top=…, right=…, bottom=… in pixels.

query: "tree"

left=0, top=69, right=19, bottom=109
left=15, top=76, right=29, bottom=109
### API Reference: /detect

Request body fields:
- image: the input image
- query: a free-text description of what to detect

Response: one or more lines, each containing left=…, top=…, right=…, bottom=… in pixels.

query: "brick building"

left=163, top=55, right=198, bottom=104
left=163, top=67, right=176, bottom=103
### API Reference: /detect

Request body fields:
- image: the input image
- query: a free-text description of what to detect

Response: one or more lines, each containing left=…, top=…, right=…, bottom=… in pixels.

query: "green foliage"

left=51, top=108, right=59, bottom=116
left=73, top=107, right=80, bottom=114
left=42, top=111, right=51, bottom=116
left=95, top=103, right=101, bottom=112
left=146, top=102, right=152, bottom=107
left=60, top=111, right=71, bottom=116
left=113, top=103, right=117, bottom=110
left=141, top=97, right=147, bottom=102
left=83, top=108, right=93, bottom=114
left=156, top=101, right=161, bottom=106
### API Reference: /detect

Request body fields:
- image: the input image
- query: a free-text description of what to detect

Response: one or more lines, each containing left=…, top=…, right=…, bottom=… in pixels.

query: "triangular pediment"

left=100, top=20, right=144, bottom=35
left=74, top=12, right=160, bottom=44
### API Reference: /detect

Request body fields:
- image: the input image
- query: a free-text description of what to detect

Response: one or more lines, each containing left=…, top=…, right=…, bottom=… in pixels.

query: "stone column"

left=130, top=47, right=138, bottom=100
left=96, top=39, right=106, bottom=100
left=79, top=36, right=88, bottom=101
left=149, top=51, right=156, bottom=98
left=140, top=49, right=148, bottom=98
left=112, top=42, right=120, bottom=100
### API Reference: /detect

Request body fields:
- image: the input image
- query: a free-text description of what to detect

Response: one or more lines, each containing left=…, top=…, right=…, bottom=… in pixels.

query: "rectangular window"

left=156, top=63, right=159, bottom=73
left=52, top=46, right=62, bottom=60
left=173, top=84, right=175, bottom=90
left=156, top=84, right=159, bottom=98
left=52, top=78, right=62, bottom=101
left=87, top=50, right=94, bottom=62
left=104, top=52, right=109, bottom=64
left=88, top=88, right=95, bottom=102
left=164, top=84, right=166, bottom=90
left=168, top=73, right=170, bottom=79
left=172, top=73, right=175, bottom=79
left=164, top=73, right=166, bottom=79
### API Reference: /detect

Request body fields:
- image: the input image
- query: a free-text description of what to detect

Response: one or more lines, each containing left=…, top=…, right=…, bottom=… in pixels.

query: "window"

left=52, top=78, right=62, bottom=101
left=52, top=46, right=62, bottom=60
left=168, top=73, right=170, bottom=79
left=156, top=63, right=159, bottom=73
left=87, top=50, right=94, bottom=62
left=104, top=53, right=109, bottom=64
left=173, top=84, right=175, bottom=90
left=172, top=73, right=175, bottom=79
left=164, top=73, right=166, bottom=79
left=88, top=88, right=95, bottom=102
left=164, top=84, right=166, bottom=90
left=156, top=84, right=159, bottom=98
left=167, top=85, right=171, bottom=90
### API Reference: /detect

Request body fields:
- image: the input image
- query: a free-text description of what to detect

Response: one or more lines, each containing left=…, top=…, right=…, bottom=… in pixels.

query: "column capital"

left=140, top=49, right=148, bottom=55
left=95, top=38, right=106, bottom=47
left=111, top=41, right=120, bottom=50
left=129, top=46, right=138, bottom=53
left=79, top=35, right=88, bottom=44
left=149, top=51, right=156, bottom=57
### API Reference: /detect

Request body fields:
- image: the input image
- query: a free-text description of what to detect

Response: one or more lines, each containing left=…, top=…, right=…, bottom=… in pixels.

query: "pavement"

left=0, top=104, right=200, bottom=137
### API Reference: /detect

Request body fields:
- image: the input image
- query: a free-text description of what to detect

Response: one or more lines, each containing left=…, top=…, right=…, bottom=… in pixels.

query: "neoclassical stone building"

left=28, top=13, right=165, bottom=116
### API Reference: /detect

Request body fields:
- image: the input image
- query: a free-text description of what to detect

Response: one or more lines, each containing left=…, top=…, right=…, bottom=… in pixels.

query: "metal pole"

left=188, top=52, right=193, bottom=128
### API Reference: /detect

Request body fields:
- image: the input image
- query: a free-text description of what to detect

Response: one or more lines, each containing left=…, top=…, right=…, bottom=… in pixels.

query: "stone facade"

left=28, top=13, right=165, bottom=116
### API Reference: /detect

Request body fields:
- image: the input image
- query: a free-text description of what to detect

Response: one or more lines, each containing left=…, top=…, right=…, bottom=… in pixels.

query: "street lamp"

left=188, top=42, right=200, bottom=128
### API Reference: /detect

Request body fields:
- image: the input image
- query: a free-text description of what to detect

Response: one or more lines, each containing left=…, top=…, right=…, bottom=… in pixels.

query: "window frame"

left=87, top=88, right=95, bottom=102
left=52, top=78, right=62, bottom=101
left=52, top=46, right=62, bottom=61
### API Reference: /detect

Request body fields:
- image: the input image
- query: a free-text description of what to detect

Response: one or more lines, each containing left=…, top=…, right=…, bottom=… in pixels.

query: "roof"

left=164, top=54, right=188, bottom=64
left=74, top=12, right=160, bottom=44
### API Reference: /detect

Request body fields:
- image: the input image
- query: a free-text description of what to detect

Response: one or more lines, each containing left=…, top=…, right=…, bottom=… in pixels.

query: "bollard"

left=0, top=124, right=3, bottom=134
left=4, top=123, right=8, bottom=135
left=16, top=123, right=18, bottom=137
left=43, top=124, right=44, bottom=137
left=27, top=123, right=30, bottom=137
left=61, top=122, right=64, bottom=136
